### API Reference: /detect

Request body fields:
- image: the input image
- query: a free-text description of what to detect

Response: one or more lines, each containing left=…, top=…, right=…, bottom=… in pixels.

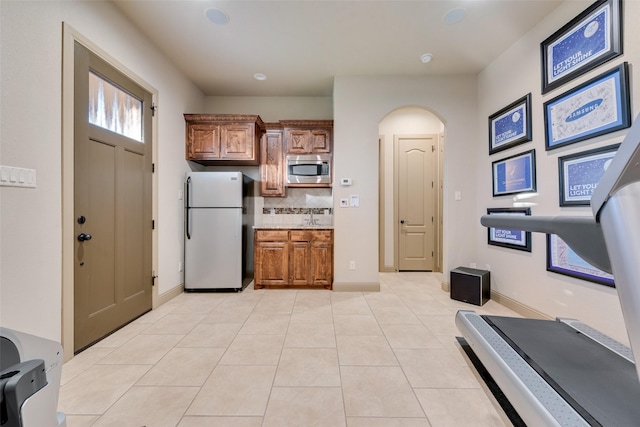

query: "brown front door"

left=396, top=135, right=436, bottom=271
left=73, top=43, right=152, bottom=352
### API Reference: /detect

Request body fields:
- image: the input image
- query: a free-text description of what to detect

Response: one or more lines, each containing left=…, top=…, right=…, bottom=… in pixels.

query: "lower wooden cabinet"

left=254, top=229, right=333, bottom=289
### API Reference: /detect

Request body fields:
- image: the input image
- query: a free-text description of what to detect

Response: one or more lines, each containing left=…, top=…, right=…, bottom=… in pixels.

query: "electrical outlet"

left=349, top=260, right=356, bottom=270
left=178, top=261, right=184, bottom=272
left=485, top=264, right=491, bottom=270
left=470, top=262, right=477, bottom=268
left=178, top=189, right=183, bottom=200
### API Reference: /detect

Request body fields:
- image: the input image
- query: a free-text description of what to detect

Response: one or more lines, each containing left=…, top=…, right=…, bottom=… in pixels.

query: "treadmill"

left=456, top=113, right=640, bottom=427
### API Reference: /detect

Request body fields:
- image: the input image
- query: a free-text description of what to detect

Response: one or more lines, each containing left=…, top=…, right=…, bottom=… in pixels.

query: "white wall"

left=333, top=76, right=478, bottom=287
left=0, top=1, right=204, bottom=342
left=477, top=0, right=640, bottom=343
left=204, top=96, right=333, bottom=122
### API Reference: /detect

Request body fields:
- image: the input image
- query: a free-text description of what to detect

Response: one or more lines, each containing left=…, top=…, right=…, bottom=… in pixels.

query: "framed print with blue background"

left=547, top=234, right=614, bottom=287
left=492, top=149, right=536, bottom=197
left=487, top=208, right=532, bottom=252
left=558, top=143, right=620, bottom=206
left=540, top=0, right=622, bottom=94
left=544, top=62, right=630, bottom=151
left=489, top=93, right=532, bottom=155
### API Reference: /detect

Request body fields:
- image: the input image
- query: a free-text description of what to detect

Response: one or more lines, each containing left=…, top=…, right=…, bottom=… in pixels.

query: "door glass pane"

left=89, top=71, right=143, bottom=142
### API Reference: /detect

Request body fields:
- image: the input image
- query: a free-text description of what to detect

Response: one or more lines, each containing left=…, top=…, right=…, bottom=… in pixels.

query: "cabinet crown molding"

left=184, top=114, right=265, bottom=129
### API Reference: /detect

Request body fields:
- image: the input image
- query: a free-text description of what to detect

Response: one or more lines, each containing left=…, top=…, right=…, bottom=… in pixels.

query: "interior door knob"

left=400, top=220, right=405, bottom=224
left=77, top=233, right=92, bottom=242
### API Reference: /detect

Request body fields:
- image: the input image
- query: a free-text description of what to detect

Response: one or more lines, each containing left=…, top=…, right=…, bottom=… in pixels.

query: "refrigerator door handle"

left=186, top=177, right=192, bottom=240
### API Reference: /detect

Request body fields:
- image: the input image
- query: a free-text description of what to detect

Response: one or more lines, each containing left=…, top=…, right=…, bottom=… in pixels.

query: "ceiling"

left=112, top=0, right=564, bottom=97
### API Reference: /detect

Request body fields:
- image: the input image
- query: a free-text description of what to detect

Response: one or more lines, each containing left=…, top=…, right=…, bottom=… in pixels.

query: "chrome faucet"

left=306, top=211, right=319, bottom=226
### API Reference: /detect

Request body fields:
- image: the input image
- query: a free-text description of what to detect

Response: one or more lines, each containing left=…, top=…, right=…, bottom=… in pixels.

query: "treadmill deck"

left=483, top=315, right=640, bottom=426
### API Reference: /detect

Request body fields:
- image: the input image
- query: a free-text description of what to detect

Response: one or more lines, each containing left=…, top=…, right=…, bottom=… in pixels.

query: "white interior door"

left=396, top=135, right=436, bottom=271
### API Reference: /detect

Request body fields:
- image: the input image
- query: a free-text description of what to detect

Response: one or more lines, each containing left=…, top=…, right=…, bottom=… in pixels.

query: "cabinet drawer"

left=290, top=230, right=333, bottom=242
left=255, top=230, right=289, bottom=242
left=312, top=230, right=333, bottom=242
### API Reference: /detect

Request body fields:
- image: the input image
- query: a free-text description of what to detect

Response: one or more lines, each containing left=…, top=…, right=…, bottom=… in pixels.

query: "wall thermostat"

left=340, top=178, right=352, bottom=186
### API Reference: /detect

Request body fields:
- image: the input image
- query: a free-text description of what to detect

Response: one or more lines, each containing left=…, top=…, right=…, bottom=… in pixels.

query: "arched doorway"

left=378, top=107, right=444, bottom=272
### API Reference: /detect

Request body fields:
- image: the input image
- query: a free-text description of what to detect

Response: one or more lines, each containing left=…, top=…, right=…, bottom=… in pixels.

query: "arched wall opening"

left=378, top=106, right=445, bottom=272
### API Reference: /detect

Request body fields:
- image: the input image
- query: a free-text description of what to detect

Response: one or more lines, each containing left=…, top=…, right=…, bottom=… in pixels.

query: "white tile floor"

left=59, top=272, right=520, bottom=426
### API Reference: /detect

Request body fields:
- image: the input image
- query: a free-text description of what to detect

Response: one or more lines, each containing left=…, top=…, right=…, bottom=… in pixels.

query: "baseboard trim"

left=380, top=266, right=396, bottom=273
left=155, top=283, right=184, bottom=308
left=490, top=290, right=552, bottom=320
left=441, top=281, right=450, bottom=292
left=332, top=282, right=380, bottom=292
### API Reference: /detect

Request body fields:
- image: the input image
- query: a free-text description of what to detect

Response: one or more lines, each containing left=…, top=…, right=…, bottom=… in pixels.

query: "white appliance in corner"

left=184, top=171, right=254, bottom=291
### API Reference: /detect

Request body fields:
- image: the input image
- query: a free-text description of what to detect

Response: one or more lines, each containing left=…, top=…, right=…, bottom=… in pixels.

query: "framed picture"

left=547, top=234, right=614, bottom=287
left=544, top=62, right=630, bottom=151
left=489, top=94, right=532, bottom=155
left=558, top=143, right=620, bottom=206
left=487, top=208, right=532, bottom=252
left=540, top=0, right=623, bottom=94
left=492, top=149, right=536, bottom=197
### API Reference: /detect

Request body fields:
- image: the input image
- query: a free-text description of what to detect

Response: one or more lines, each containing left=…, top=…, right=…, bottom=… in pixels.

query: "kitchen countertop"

left=253, top=224, right=334, bottom=229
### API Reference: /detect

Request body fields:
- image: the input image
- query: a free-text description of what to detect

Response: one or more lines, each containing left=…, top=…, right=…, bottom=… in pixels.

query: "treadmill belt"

left=484, top=316, right=640, bottom=426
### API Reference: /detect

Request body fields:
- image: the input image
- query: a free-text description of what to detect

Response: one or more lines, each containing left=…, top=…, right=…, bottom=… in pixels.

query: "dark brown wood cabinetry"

left=254, top=228, right=333, bottom=289
left=260, top=124, right=285, bottom=197
left=281, top=120, right=333, bottom=154
left=185, top=114, right=265, bottom=165
left=185, top=115, right=333, bottom=195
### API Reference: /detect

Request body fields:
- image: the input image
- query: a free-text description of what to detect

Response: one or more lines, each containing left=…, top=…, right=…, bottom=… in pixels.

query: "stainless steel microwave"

left=286, top=154, right=331, bottom=185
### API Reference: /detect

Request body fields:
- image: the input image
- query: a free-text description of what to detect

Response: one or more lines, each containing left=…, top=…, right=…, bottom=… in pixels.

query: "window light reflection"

left=88, top=71, right=143, bottom=142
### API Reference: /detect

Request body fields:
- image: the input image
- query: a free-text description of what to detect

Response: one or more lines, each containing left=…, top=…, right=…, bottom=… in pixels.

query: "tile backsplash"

left=260, top=188, right=333, bottom=226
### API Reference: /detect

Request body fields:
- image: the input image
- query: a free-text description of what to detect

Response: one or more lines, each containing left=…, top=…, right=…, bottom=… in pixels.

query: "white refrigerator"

left=184, top=171, right=254, bottom=291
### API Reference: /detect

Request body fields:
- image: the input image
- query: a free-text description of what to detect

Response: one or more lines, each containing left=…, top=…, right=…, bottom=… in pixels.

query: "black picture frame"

left=492, top=149, right=537, bottom=197
left=488, top=93, right=532, bottom=155
left=540, top=0, right=623, bottom=94
left=487, top=208, right=532, bottom=252
left=558, top=143, right=620, bottom=206
left=544, top=62, right=630, bottom=151
left=547, top=234, right=615, bottom=287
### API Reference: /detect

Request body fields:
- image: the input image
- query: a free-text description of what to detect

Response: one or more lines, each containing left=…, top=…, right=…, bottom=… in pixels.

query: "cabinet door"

left=187, top=124, right=220, bottom=160
left=310, top=129, right=331, bottom=153
left=254, top=241, right=289, bottom=287
left=285, top=129, right=310, bottom=154
left=220, top=123, right=256, bottom=162
left=289, top=241, right=311, bottom=285
left=260, top=131, right=285, bottom=197
left=311, top=241, right=333, bottom=288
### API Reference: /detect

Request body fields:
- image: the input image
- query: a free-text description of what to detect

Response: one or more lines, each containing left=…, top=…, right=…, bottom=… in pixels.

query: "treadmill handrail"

left=592, top=112, right=640, bottom=220
left=480, top=214, right=610, bottom=273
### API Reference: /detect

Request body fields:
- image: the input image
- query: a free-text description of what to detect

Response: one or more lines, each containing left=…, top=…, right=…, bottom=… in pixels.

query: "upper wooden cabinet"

left=260, top=124, right=285, bottom=197
left=281, top=120, right=333, bottom=154
left=184, top=114, right=265, bottom=165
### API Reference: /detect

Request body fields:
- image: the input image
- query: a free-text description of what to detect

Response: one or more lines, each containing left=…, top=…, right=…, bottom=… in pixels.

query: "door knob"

left=400, top=220, right=405, bottom=224
left=77, top=233, right=92, bottom=242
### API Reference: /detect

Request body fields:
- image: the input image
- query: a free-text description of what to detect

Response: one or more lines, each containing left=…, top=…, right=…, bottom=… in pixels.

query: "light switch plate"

left=340, top=198, right=349, bottom=207
left=0, top=165, right=36, bottom=188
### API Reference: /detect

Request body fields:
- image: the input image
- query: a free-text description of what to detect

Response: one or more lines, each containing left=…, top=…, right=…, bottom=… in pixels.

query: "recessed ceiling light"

left=205, top=8, right=229, bottom=25
left=253, top=73, right=267, bottom=81
left=443, top=8, right=466, bottom=25
left=420, top=53, right=433, bottom=64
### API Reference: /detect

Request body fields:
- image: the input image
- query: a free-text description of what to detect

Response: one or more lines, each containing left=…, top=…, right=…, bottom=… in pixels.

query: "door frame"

left=61, top=23, right=159, bottom=361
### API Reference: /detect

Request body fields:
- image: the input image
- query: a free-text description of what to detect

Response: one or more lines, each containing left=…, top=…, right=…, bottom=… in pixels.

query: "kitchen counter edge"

left=253, top=225, right=334, bottom=230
